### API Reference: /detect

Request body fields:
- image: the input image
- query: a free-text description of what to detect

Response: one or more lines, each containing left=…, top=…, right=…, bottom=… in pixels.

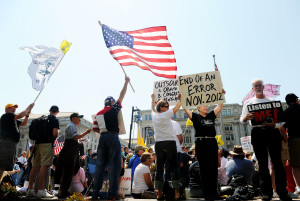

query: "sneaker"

left=288, top=191, right=299, bottom=198
left=36, top=189, right=54, bottom=198
left=52, top=190, right=59, bottom=196
left=294, top=188, right=300, bottom=195
left=273, top=191, right=280, bottom=198
left=26, top=189, right=36, bottom=197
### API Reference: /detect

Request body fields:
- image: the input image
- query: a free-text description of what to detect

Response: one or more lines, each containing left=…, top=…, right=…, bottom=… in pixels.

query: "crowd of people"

left=0, top=77, right=300, bottom=201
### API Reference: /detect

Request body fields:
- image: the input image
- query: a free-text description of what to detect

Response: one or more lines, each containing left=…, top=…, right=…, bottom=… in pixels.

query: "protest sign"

left=178, top=71, right=225, bottom=108
left=247, top=101, right=283, bottom=126
left=119, top=168, right=131, bottom=195
left=153, top=79, right=179, bottom=105
left=240, top=136, right=253, bottom=153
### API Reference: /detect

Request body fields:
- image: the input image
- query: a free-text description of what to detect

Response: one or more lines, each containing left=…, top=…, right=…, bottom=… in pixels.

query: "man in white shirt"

left=240, top=78, right=291, bottom=201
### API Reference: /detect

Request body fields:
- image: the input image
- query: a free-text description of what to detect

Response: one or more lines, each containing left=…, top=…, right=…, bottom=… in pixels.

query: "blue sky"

left=1, top=0, right=299, bottom=139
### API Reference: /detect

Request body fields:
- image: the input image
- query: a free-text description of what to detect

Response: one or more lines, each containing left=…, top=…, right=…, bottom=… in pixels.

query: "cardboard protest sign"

left=240, top=136, right=253, bottom=153
left=119, top=169, right=131, bottom=195
left=153, top=79, right=179, bottom=106
left=178, top=71, right=226, bottom=108
left=247, top=101, right=283, bottom=126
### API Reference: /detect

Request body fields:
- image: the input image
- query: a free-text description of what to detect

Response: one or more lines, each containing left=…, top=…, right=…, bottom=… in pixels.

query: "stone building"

left=17, top=112, right=98, bottom=156
left=138, top=102, right=288, bottom=151
left=17, top=112, right=128, bottom=156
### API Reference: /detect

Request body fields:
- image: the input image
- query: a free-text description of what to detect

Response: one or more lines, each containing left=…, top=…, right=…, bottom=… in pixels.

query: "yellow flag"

left=186, top=110, right=193, bottom=126
left=138, top=126, right=148, bottom=152
left=60, top=40, right=71, bottom=53
left=215, top=135, right=224, bottom=146
left=186, top=118, right=193, bottom=126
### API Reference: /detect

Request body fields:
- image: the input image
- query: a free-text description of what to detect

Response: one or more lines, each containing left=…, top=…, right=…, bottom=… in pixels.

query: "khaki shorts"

left=289, top=138, right=300, bottom=167
left=32, top=143, right=53, bottom=167
left=281, top=140, right=290, bottom=161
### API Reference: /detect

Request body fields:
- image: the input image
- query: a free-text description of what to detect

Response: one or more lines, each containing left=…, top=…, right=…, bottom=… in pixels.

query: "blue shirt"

left=225, top=158, right=255, bottom=184
left=65, top=122, right=78, bottom=139
left=128, top=154, right=141, bottom=177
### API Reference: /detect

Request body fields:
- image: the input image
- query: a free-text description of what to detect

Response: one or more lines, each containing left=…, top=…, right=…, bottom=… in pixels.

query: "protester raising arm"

left=15, top=103, right=34, bottom=120
left=118, top=76, right=130, bottom=104
left=213, top=89, right=226, bottom=116
left=151, top=94, right=156, bottom=112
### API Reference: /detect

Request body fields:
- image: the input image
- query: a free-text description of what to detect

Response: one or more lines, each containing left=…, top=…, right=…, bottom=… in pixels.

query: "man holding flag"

left=0, top=103, right=34, bottom=181
left=92, top=76, right=130, bottom=200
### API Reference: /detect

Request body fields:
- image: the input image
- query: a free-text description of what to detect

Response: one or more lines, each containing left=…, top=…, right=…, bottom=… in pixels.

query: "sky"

left=1, top=0, right=300, bottom=140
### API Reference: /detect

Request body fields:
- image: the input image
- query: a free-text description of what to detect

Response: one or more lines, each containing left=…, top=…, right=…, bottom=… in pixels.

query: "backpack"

left=29, top=115, right=50, bottom=141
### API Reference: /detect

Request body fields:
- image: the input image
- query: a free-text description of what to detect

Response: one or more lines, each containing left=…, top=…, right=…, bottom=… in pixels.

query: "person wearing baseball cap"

left=92, top=76, right=130, bottom=200
left=282, top=93, right=300, bottom=195
left=27, top=105, right=59, bottom=198
left=0, top=102, right=34, bottom=181
left=57, top=112, right=91, bottom=198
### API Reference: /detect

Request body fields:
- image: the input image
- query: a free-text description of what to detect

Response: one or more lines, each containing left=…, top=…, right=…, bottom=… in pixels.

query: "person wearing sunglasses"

left=151, top=93, right=182, bottom=200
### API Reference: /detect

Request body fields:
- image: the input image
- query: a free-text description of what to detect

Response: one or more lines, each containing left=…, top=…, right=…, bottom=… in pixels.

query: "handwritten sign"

left=153, top=79, right=179, bottom=106
left=247, top=101, right=283, bottom=126
left=119, top=168, right=131, bottom=195
left=240, top=136, right=253, bottom=153
left=178, top=71, right=226, bottom=108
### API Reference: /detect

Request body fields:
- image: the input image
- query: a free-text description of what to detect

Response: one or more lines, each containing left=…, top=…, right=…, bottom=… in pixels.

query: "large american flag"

left=102, top=24, right=177, bottom=78
left=54, top=134, right=65, bottom=156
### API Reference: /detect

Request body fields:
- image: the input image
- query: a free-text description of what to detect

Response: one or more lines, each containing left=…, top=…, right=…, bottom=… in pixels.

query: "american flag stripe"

left=110, top=48, right=176, bottom=59
left=102, top=24, right=177, bottom=78
left=54, top=135, right=65, bottom=156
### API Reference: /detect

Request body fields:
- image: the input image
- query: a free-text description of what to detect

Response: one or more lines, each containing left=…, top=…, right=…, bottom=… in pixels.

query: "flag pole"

left=98, top=21, right=135, bottom=93
left=33, top=51, right=68, bottom=103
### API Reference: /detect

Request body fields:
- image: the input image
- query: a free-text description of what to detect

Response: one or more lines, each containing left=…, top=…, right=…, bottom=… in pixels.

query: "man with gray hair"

left=240, top=78, right=291, bottom=201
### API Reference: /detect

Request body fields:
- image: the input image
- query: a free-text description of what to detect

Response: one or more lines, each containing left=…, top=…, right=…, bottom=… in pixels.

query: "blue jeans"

left=92, top=133, right=121, bottom=198
left=16, top=168, right=24, bottom=186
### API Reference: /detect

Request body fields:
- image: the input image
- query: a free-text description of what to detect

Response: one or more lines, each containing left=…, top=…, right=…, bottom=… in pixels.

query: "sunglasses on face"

left=162, top=105, right=169, bottom=108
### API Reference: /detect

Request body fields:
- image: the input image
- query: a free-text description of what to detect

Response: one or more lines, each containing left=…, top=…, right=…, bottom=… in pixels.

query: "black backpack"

left=29, top=115, right=50, bottom=141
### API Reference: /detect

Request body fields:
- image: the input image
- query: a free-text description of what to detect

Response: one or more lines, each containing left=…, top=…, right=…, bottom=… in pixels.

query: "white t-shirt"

left=152, top=109, right=176, bottom=142
left=132, top=163, right=151, bottom=194
left=172, top=120, right=183, bottom=153
left=240, top=97, right=273, bottom=126
left=218, top=157, right=229, bottom=186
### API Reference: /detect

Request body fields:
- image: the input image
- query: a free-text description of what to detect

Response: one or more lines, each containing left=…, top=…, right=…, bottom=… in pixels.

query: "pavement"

left=20, top=195, right=300, bottom=201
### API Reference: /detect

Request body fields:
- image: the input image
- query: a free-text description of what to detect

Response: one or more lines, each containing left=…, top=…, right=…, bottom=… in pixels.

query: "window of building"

left=184, top=136, right=191, bottom=144
left=145, top=115, right=148, bottom=121
left=149, top=115, right=152, bottom=120
left=230, top=134, right=234, bottom=141
left=225, top=134, right=231, bottom=141
left=222, top=109, right=227, bottom=116
left=184, top=113, right=188, bottom=119
left=228, top=109, right=231, bottom=116
left=94, top=145, right=96, bottom=150
left=174, top=114, right=176, bottom=119
left=224, top=124, right=233, bottom=131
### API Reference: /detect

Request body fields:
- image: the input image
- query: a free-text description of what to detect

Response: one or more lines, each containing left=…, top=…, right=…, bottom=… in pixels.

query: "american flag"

left=102, top=24, right=177, bottom=78
left=54, top=134, right=65, bottom=156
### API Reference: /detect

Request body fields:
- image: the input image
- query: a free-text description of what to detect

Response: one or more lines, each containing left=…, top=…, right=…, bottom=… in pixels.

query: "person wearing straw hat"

left=0, top=103, right=34, bottom=181
left=225, top=145, right=255, bottom=184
